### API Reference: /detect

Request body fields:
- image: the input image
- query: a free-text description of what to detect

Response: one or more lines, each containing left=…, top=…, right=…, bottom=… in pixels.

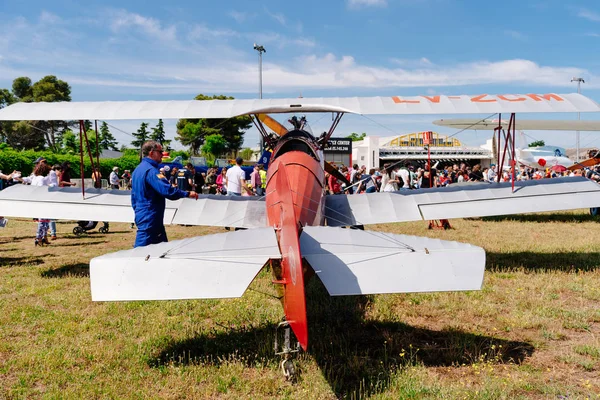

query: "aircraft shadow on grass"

left=147, top=279, right=533, bottom=398
left=0, top=255, right=46, bottom=267
left=487, top=251, right=600, bottom=272
left=40, top=263, right=90, bottom=278
left=482, top=213, right=599, bottom=223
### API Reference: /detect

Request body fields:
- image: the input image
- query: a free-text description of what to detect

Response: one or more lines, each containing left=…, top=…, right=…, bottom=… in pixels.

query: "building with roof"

left=352, top=132, right=494, bottom=169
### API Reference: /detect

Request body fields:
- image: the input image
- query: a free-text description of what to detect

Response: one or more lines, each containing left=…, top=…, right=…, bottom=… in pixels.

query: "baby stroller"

left=73, top=221, right=110, bottom=236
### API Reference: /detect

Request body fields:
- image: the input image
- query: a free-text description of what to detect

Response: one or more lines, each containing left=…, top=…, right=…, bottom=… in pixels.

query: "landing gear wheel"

left=99, top=227, right=107, bottom=233
left=591, top=207, right=599, bottom=217
left=73, top=226, right=84, bottom=236
left=281, top=358, right=296, bottom=381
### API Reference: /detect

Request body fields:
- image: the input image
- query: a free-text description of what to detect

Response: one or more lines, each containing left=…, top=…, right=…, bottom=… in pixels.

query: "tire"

left=591, top=207, right=600, bottom=217
left=73, top=226, right=84, bottom=236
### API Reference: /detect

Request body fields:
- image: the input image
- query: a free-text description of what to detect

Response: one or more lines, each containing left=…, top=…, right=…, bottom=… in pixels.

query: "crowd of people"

left=2, top=149, right=600, bottom=246
left=325, top=162, right=600, bottom=195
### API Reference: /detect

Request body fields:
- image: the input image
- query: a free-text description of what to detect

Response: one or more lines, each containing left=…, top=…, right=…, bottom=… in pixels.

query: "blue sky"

left=1, top=0, right=600, bottom=150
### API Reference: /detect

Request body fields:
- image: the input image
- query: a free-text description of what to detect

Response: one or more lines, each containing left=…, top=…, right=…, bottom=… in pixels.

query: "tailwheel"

left=73, top=226, right=84, bottom=236
left=274, top=320, right=300, bottom=381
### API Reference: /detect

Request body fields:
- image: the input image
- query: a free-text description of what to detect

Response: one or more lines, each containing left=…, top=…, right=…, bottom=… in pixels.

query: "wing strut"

left=494, top=113, right=517, bottom=192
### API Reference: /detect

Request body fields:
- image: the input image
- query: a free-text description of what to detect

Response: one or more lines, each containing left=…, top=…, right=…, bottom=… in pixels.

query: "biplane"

left=2, top=93, right=600, bottom=377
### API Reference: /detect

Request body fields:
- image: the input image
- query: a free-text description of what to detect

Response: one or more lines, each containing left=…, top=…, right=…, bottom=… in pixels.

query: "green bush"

left=0, top=149, right=141, bottom=178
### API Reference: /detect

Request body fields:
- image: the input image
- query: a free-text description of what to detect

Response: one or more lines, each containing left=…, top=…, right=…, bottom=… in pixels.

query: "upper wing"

left=0, top=185, right=266, bottom=228
left=0, top=93, right=598, bottom=121
left=91, top=228, right=280, bottom=301
left=325, top=177, right=600, bottom=226
left=433, top=118, right=600, bottom=131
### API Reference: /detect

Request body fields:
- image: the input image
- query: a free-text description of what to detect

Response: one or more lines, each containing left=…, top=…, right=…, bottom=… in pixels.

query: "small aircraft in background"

left=433, top=118, right=600, bottom=170
left=2, top=93, right=600, bottom=378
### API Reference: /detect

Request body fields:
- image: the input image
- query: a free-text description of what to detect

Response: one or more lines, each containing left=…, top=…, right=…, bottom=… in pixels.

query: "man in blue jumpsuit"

left=131, top=141, right=198, bottom=247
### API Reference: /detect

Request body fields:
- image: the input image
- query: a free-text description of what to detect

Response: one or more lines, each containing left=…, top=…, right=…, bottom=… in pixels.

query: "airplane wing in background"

left=90, top=228, right=280, bottom=301
left=433, top=119, right=600, bottom=131
left=324, top=177, right=600, bottom=226
left=0, top=185, right=267, bottom=228
left=0, top=93, right=599, bottom=121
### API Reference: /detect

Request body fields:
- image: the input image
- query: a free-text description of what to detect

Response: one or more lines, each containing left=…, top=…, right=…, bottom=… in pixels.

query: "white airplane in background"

left=433, top=118, right=600, bottom=169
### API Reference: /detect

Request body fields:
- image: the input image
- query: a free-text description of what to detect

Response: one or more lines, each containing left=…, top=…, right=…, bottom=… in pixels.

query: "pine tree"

left=131, top=122, right=150, bottom=159
left=151, top=119, right=171, bottom=149
left=99, top=122, right=119, bottom=151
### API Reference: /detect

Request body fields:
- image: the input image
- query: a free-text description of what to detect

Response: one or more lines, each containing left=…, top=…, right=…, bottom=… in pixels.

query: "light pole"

left=254, top=43, right=266, bottom=151
left=571, top=77, right=585, bottom=162
left=253, top=43, right=266, bottom=99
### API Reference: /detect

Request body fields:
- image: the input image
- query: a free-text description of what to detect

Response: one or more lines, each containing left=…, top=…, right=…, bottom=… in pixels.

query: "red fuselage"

left=264, top=131, right=326, bottom=350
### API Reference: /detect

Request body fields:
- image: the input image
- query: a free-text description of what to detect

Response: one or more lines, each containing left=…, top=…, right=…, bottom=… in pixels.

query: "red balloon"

left=538, top=158, right=546, bottom=167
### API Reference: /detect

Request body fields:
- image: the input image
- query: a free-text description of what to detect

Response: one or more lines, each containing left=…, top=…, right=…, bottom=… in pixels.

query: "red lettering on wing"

left=498, top=94, right=526, bottom=102
left=471, top=94, right=496, bottom=103
left=422, top=96, right=441, bottom=103
left=392, top=96, right=420, bottom=104
left=525, top=94, right=564, bottom=102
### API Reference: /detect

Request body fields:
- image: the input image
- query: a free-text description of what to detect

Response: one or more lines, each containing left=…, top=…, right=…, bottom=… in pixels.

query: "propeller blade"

left=258, top=114, right=288, bottom=136
left=324, top=161, right=351, bottom=187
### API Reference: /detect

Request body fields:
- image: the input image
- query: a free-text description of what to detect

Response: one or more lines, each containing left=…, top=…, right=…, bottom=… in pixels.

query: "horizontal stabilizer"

left=300, top=227, right=485, bottom=296
left=325, top=177, right=600, bottom=226
left=0, top=185, right=266, bottom=228
left=90, top=228, right=280, bottom=301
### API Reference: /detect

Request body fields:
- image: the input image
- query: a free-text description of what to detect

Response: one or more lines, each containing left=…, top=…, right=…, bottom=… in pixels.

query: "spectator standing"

left=92, top=167, right=102, bottom=189
left=216, top=167, right=227, bottom=194
left=225, top=157, right=251, bottom=196
left=109, top=167, right=120, bottom=189
left=121, top=170, right=132, bottom=190
left=250, top=164, right=262, bottom=196
left=177, top=163, right=194, bottom=191
left=59, top=161, right=76, bottom=187
left=31, top=162, right=52, bottom=246
left=131, top=141, right=198, bottom=247
left=258, top=164, right=267, bottom=195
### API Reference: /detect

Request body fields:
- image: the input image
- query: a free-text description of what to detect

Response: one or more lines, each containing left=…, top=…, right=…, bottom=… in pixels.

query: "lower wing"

left=0, top=185, right=266, bottom=228
left=325, top=177, right=600, bottom=226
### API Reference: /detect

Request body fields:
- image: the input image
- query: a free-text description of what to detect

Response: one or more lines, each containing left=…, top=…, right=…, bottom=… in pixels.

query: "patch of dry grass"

left=0, top=210, right=599, bottom=398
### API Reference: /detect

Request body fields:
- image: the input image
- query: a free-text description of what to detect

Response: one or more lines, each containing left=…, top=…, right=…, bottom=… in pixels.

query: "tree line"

left=1, top=77, right=253, bottom=161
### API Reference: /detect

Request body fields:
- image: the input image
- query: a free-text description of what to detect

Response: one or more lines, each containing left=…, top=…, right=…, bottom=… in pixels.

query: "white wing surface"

left=0, top=93, right=598, bottom=121
left=90, top=228, right=280, bottom=301
left=0, top=185, right=266, bottom=228
left=433, top=118, right=600, bottom=131
left=300, top=226, right=485, bottom=296
left=325, top=177, right=600, bottom=226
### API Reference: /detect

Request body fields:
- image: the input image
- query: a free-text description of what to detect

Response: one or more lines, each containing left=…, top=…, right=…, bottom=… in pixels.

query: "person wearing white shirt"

left=109, top=166, right=120, bottom=189
left=225, top=157, right=251, bottom=196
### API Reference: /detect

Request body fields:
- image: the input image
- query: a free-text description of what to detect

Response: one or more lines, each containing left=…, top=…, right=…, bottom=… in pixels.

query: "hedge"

left=0, top=149, right=142, bottom=179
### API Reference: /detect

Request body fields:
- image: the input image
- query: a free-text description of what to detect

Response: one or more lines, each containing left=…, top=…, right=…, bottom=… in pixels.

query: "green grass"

left=1, top=210, right=600, bottom=398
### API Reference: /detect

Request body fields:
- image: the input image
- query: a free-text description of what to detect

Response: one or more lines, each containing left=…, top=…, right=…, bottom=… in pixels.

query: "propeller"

left=258, top=114, right=350, bottom=186
left=258, top=114, right=288, bottom=136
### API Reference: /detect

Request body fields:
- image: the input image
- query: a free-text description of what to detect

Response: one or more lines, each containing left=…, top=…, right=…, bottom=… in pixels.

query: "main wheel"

left=282, top=359, right=295, bottom=381
left=99, top=227, right=107, bottom=233
left=73, top=226, right=84, bottom=236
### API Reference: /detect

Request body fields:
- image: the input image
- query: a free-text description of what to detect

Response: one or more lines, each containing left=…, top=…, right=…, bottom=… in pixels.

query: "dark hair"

left=33, top=163, right=51, bottom=177
left=142, top=140, right=161, bottom=157
left=185, top=162, right=193, bottom=169
left=235, top=157, right=243, bottom=165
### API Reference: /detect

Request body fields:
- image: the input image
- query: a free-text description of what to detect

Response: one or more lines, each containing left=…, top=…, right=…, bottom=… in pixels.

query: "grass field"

left=1, top=211, right=599, bottom=399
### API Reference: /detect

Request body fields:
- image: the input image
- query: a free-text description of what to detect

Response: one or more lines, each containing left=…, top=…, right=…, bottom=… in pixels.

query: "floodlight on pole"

left=253, top=43, right=266, bottom=99
left=571, top=77, right=585, bottom=162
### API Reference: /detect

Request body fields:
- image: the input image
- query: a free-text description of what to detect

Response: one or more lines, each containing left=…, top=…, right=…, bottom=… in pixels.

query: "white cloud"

left=265, top=9, right=286, bottom=26
left=577, top=8, right=600, bottom=22
left=229, top=10, right=250, bottom=23
left=584, top=32, right=600, bottom=37
left=348, top=0, right=388, bottom=9
left=39, top=11, right=61, bottom=24
left=188, top=24, right=239, bottom=41
left=504, top=30, right=526, bottom=40
left=109, top=9, right=177, bottom=42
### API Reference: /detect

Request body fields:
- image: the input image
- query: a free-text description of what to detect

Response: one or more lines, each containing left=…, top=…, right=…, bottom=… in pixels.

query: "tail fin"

left=258, top=150, right=272, bottom=169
